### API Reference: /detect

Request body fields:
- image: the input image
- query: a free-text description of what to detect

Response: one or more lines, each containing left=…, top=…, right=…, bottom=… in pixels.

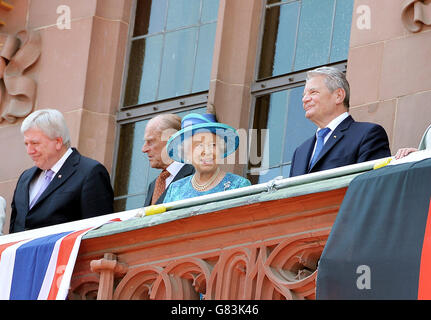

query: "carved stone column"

left=90, top=253, right=128, bottom=300
left=402, top=0, right=431, bottom=32
left=0, top=30, right=41, bottom=123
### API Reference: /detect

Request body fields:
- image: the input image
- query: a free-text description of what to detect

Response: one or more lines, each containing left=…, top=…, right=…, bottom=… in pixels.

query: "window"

left=113, top=0, right=220, bottom=211
left=114, top=107, right=207, bottom=212
left=248, top=0, right=353, bottom=184
left=123, top=0, right=219, bottom=106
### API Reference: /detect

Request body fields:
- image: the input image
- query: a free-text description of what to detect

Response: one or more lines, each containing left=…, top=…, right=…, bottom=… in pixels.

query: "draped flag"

left=0, top=228, right=91, bottom=300
left=0, top=217, right=126, bottom=300
left=316, top=158, right=431, bottom=299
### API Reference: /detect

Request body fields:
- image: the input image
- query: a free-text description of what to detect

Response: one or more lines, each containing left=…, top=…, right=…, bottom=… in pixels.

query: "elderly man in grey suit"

left=142, top=114, right=194, bottom=206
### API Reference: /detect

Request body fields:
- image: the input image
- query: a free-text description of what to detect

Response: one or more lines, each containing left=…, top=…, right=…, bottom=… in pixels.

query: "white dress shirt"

left=423, top=125, right=431, bottom=150
left=310, top=112, right=350, bottom=161
left=165, top=161, right=186, bottom=189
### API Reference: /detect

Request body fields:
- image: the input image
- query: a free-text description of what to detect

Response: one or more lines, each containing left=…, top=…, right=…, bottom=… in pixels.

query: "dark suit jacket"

left=289, top=116, right=391, bottom=177
left=144, top=164, right=195, bottom=206
left=9, top=148, right=114, bottom=233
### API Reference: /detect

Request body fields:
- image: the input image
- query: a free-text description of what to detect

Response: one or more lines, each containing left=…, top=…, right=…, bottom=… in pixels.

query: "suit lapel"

left=22, top=167, right=41, bottom=211
left=297, top=137, right=316, bottom=175
left=155, top=164, right=194, bottom=204
left=31, top=149, right=80, bottom=209
left=145, top=180, right=156, bottom=206
left=308, top=116, right=354, bottom=172
left=171, top=164, right=194, bottom=183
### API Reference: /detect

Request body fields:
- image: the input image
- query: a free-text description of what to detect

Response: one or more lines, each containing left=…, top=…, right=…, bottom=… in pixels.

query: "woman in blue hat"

left=163, top=113, right=251, bottom=203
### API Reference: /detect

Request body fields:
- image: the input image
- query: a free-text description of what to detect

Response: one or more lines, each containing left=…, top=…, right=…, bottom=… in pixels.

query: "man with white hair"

left=142, top=113, right=194, bottom=206
left=9, top=109, right=114, bottom=233
left=289, top=66, right=391, bottom=177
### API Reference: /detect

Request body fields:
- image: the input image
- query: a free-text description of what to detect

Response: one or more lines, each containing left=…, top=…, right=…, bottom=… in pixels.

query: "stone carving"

left=0, top=30, right=41, bottom=123
left=401, top=0, right=431, bottom=33
left=68, top=275, right=100, bottom=300
left=90, top=253, right=128, bottom=300
left=70, top=230, right=328, bottom=300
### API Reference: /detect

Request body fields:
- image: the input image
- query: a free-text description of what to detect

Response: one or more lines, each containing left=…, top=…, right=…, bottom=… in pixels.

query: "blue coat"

left=289, top=116, right=391, bottom=177
left=9, top=148, right=114, bottom=233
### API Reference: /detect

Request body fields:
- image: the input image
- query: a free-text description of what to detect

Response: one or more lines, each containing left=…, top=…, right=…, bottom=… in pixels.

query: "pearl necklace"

left=191, top=167, right=220, bottom=192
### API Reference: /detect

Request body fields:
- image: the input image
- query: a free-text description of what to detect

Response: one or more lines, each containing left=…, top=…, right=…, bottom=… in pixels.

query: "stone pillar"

left=347, top=0, right=431, bottom=153
left=208, top=0, right=263, bottom=174
left=90, top=252, right=128, bottom=300
left=0, top=0, right=132, bottom=232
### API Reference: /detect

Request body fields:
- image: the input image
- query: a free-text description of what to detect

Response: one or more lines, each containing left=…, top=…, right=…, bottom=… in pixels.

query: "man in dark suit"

left=9, top=109, right=114, bottom=233
left=289, top=67, right=391, bottom=177
left=142, top=114, right=194, bottom=206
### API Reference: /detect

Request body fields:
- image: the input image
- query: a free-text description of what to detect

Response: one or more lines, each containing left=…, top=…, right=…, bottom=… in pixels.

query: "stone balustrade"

left=68, top=161, right=376, bottom=300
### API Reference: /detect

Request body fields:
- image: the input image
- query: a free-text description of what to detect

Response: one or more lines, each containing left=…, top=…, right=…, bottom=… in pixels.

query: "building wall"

left=209, top=0, right=262, bottom=175
left=0, top=0, right=430, bottom=233
left=0, top=0, right=132, bottom=232
left=348, top=0, right=431, bottom=151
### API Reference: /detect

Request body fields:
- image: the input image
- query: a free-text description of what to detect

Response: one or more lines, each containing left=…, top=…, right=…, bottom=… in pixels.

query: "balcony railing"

left=0, top=158, right=383, bottom=300
left=72, top=160, right=381, bottom=300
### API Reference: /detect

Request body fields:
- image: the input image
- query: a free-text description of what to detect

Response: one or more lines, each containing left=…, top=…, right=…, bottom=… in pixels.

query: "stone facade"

left=0, top=0, right=430, bottom=236
left=0, top=0, right=132, bottom=232
left=348, top=0, right=431, bottom=151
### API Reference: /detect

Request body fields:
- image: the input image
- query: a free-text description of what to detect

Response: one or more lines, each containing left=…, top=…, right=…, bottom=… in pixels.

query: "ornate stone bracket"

left=90, top=253, right=128, bottom=300
left=68, top=186, right=346, bottom=300
left=0, top=30, right=41, bottom=123
left=72, top=230, right=328, bottom=300
left=401, top=0, right=431, bottom=33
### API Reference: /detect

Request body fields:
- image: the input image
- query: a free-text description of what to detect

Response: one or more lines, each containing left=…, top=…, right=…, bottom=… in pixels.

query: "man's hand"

left=394, top=147, right=418, bottom=159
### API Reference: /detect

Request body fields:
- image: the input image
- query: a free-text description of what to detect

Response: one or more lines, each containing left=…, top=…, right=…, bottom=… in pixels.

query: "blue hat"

left=166, top=113, right=240, bottom=163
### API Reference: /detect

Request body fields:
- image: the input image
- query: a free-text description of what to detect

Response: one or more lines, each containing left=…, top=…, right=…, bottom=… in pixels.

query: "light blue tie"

left=29, top=169, right=54, bottom=209
left=309, top=127, right=331, bottom=169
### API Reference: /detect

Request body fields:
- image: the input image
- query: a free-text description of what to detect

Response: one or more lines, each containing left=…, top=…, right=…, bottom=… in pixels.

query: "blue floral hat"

left=166, top=113, right=240, bottom=163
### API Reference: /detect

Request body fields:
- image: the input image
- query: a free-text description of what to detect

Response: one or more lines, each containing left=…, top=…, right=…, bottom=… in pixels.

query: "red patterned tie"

left=151, top=169, right=170, bottom=205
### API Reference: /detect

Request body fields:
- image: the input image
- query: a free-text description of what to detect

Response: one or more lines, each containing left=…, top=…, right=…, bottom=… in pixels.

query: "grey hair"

left=306, top=66, right=350, bottom=109
left=148, top=113, right=183, bottom=147
left=150, top=113, right=182, bottom=132
left=21, top=109, right=71, bottom=148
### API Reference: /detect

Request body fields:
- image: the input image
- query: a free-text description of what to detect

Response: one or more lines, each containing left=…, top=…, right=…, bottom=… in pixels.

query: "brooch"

left=223, top=181, right=231, bottom=191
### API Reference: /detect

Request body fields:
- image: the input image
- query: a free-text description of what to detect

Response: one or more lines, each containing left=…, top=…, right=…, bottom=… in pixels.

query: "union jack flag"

left=0, top=212, right=136, bottom=300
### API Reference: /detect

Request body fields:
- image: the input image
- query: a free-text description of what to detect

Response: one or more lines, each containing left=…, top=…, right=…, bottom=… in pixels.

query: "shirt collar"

left=318, top=112, right=349, bottom=133
left=165, top=161, right=185, bottom=177
left=50, top=147, right=73, bottom=175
